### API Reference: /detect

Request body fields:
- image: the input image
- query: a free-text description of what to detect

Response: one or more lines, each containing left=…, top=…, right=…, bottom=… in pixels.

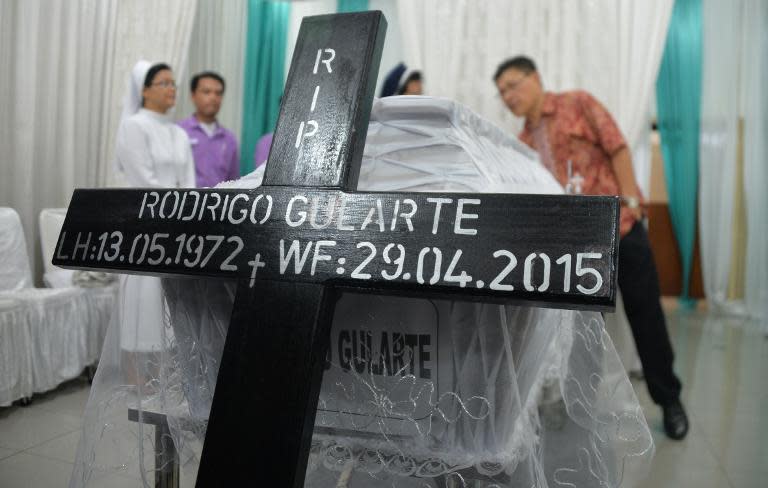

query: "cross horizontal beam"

left=54, top=186, right=619, bottom=311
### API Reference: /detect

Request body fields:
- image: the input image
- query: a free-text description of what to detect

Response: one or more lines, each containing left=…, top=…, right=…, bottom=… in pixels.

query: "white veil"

left=113, top=59, right=151, bottom=184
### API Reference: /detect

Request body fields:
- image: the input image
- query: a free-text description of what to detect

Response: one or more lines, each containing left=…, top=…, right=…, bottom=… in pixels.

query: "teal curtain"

left=240, top=0, right=291, bottom=175
left=337, top=0, right=369, bottom=12
left=656, top=0, right=702, bottom=304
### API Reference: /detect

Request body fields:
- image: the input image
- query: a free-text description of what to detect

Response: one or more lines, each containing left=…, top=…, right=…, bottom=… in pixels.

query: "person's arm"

left=581, top=92, right=644, bottom=219
left=611, top=146, right=644, bottom=220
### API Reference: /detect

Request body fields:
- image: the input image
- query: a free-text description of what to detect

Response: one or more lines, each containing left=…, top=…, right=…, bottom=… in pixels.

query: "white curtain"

left=105, top=1, right=197, bottom=186
left=369, top=0, right=405, bottom=92
left=396, top=0, right=673, bottom=196
left=698, top=0, right=743, bottom=312
left=285, top=0, right=336, bottom=80
left=741, top=0, right=768, bottom=325
left=0, top=0, right=119, bottom=284
left=176, top=0, right=248, bottom=143
left=0, top=0, right=197, bottom=283
left=699, top=0, right=768, bottom=324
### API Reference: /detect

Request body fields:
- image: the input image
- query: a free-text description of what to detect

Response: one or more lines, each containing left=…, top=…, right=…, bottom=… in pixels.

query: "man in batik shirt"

left=494, top=55, right=688, bottom=440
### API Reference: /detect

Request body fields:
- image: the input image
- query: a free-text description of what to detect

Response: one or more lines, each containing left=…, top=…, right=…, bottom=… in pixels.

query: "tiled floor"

left=0, top=305, right=765, bottom=487
left=634, top=305, right=768, bottom=488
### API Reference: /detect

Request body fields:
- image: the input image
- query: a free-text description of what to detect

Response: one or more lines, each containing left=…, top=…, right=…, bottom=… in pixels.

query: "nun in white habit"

left=114, top=61, right=194, bottom=365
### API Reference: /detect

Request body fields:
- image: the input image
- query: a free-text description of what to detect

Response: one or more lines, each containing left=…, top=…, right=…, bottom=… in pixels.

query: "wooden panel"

left=647, top=203, right=704, bottom=298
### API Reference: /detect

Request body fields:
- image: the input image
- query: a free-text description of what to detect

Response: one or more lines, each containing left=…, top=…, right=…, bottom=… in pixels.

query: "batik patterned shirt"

left=519, top=90, right=639, bottom=237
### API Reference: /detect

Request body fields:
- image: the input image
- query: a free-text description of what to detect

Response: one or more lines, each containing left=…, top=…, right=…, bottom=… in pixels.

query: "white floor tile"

left=726, top=469, right=767, bottom=488
left=630, top=307, right=767, bottom=488
left=648, top=427, right=721, bottom=473
left=708, top=428, right=768, bottom=476
left=0, top=446, right=18, bottom=460
left=27, top=430, right=83, bottom=464
left=636, top=466, right=731, bottom=488
left=32, top=378, right=92, bottom=419
left=0, top=452, right=74, bottom=488
left=0, top=406, right=81, bottom=450
left=88, top=472, right=143, bottom=488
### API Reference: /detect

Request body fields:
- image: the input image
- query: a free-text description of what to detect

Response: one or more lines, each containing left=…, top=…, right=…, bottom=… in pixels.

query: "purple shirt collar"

left=178, top=114, right=224, bottom=137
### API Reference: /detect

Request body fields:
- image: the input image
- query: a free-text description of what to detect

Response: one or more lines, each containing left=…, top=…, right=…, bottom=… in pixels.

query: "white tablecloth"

left=0, top=285, right=117, bottom=406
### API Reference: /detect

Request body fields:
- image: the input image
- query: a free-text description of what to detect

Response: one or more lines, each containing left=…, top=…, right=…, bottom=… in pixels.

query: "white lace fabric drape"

left=69, top=97, right=653, bottom=487
left=396, top=0, right=672, bottom=197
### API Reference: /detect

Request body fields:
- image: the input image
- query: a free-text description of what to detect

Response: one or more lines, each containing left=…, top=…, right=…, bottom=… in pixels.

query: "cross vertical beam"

left=195, top=12, right=386, bottom=487
left=264, top=12, right=386, bottom=189
left=195, top=281, right=337, bottom=487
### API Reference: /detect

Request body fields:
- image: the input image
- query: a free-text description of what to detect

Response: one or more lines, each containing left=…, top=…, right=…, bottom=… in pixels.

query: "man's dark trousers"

left=618, top=220, right=682, bottom=406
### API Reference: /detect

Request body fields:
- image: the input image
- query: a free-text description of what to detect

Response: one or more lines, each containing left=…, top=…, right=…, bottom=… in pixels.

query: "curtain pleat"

left=0, top=0, right=196, bottom=283
left=698, top=0, right=743, bottom=312
left=239, top=0, right=290, bottom=175
left=337, top=0, right=369, bottom=12
left=0, top=1, right=119, bottom=282
left=741, top=0, right=768, bottom=324
left=655, top=0, right=702, bottom=303
left=177, top=0, right=248, bottom=146
left=395, top=0, right=672, bottom=198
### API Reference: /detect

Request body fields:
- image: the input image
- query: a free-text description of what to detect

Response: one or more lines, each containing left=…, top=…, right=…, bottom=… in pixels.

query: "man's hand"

left=621, top=195, right=645, bottom=221
left=612, top=146, right=645, bottom=221
left=627, top=204, right=644, bottom=222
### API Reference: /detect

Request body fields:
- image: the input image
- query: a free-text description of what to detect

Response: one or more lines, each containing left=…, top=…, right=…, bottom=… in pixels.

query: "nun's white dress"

left=114, top=108, right=195, bottom=352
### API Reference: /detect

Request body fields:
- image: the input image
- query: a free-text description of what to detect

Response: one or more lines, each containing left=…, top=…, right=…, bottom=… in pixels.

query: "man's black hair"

left=143, top=63, right=172, bottom=87
left=493, top=56, right=537, bottom=81
left=191, top=71, right=226, bottom=93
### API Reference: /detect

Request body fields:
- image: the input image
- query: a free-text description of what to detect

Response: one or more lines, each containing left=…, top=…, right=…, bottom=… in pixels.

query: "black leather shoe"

left=662, top=401, right=689, bottom=440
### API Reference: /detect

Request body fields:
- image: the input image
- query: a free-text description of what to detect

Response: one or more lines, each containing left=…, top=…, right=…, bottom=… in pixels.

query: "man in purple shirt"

left=178, top=71, right=240, bottom=187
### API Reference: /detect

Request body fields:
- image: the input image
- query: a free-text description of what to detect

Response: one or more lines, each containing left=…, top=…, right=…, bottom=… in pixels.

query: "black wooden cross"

left=54, top=11, right=619, bottom=488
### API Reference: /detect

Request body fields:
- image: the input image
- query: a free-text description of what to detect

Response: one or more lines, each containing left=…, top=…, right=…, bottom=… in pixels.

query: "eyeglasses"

left=497, top=72, right=530, bottom=97
left=152, top=80, right=176, bottom=88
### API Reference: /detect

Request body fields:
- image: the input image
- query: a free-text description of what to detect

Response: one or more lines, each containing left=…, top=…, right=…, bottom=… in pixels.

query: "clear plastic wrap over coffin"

left=70, top=97, right=652, bottom=488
